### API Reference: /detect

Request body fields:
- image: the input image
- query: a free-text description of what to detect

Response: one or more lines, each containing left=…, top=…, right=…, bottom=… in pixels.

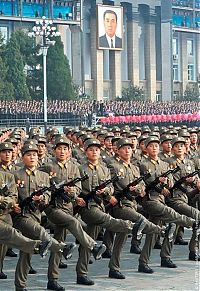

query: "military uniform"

left=0, top=169, right=45, bottom=286
left=166, top=137, right=200, bottom=260
left=138, top=137, right=195, bottom=272
left=13, top=144, right=67, bottom=290
left=76, top=139, right=134, bottom=283
left=40, top=137, right=98, bottom=287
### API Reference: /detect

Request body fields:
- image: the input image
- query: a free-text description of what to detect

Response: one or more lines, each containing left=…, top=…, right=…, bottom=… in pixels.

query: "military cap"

left=151, top=126, right=160, bottom=132
left=104, top=132, right=114, bottom=140
left=10, top=134, right=21, bottom=140
left=145, top=136, right=160, bottom=147
left=21, top=143, right=38, bottom=156
left=0, top=142, right=13, bottom=151
left=96, top=130, right=106, bottom=137
left=138, top=135, right=148, bottom=145
left=132, top=126, right=142, bottom=132
left=160, top=135, right=173, bottom=144
left=160, top=128, right=168, bottom=135
left=116, top=138, right=133, bottom=149
left=76, top=131, right=86, bottom=138
left=84, top=138, right=101, bottom=150
left=111, top=136, right=121, bottom=144
left=112, top=126, right=120, bottom=133
left=171, top=137, right=186, bottom=147
left=23, top=139, right=38, bottom=146
left=81, top=134, right=93, bottom=142
left=36, top=135, right=47, bottom=144
left=189, top=128, right=198, bottom=134
left=149, top=131, right=160, bottom=138
left=127, top=132, right=138, bottom=138
left=71, top=129, right=79, bottom=136
left=54, top=136, right=71, bottom=148
left=178, top=130, right=190, bottom=138
left=6, top=138, right=18, bottom=145
left=50, top=129, right=59, bottom=137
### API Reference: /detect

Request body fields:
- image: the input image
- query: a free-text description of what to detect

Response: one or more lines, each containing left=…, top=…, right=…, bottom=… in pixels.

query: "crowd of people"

left=0, top=100, right=199, bottom=120
left=0, top=123, right=199, bottom=291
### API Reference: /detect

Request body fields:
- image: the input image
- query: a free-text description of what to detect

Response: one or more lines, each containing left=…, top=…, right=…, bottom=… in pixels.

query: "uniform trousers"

left=45, top=204, right=97, bottom=281
left=76, top=205, right=133, bottom=276
left=139, top=200, right=194, bottom=265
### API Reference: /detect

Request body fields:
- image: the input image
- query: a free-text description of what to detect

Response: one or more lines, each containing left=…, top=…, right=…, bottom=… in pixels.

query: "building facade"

left=0, top=0, right=200, bottom=101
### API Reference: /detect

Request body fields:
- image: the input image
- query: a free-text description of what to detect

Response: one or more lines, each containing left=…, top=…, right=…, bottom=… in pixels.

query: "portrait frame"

left=97, top=4, right=123, bottom=51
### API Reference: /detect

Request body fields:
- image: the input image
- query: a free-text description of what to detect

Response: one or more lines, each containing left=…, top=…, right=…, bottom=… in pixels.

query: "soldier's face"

left=22, top=151, right=38, bottom=168
left=139, top=141, right=146, bottom=153
left=118, top=145, right=132, bottom=161
left=0, top=150, right=13, bottom=163
left=104, top=138, right=112, bottom=150
left=172, top=142, right=185, bottom=156
left=37, top=143, right=46, bottom=155
left=161, top=141, right=172, bottom=153
left=104, top=12, right=117, bottom=38
left=146, top=142, right=160, bottom=157
left=190, top=133, right=197, bottom=144
left=54, top=145, right=70, bottom=161
left=86, top=146, right=100, bottom=161
left=131, top=137, right=138, bottom=150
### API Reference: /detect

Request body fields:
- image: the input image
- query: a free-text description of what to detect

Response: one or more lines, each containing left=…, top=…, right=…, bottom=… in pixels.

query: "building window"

left=156, top=91, right=161, bottom=101
left=173, top=64, right=179, bottom=81
left=188, top=64, right=195, bottom=81
left=173, top=38, right=178, bottom=55
left=0, top=26, right=8, bottom=44
left=187, top=39, right=194, bottom=56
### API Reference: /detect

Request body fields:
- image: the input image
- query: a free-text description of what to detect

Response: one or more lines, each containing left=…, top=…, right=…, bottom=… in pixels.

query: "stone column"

left=127, top=4, right=140, bottom=86
left=195, top=34, right=200, bottom=81
left=90, top=1, right=104, bottom=101
left=161, top=0, right=173, bottom=101
left=180, top=32, right=188, bottom=92
left=109, top=50, right=121, bottom=98
left=70, top=25, right=82, bottom=86
left=144, top=7, right=157, bottom=101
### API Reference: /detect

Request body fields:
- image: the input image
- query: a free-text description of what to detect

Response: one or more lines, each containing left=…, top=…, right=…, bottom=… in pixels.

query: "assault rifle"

left=145, top=166, right=180, bottom=193
left=78, top=173, right=121, bottom=209
left=20, top=174, right=89, bottom=215
left=50, top=174, right=89, bottom=206
left=169, top=169, right=200, bottom=197
left=105, top=172, right=151, bottom=212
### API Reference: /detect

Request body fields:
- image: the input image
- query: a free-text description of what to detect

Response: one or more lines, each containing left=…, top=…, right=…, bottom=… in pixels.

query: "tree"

left=0, top=56, right=14, bottom=100
left=121, top=84, right=145, bottom=101
left=46, top=37, right=76, bottom=100
left=182, top=83, right=200, bottom=102
left=4, top=33, right=31, bottom=100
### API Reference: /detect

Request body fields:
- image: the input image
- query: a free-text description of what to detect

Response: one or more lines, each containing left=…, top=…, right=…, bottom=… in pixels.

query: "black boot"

left=47, top=280, right=65, bottom=291
left=130, top=245, right=141, bottom=254
left=174, top=237, right=188, bottom=245
left=161, top=258, right=177, bottom=268
left=77, top=275, right=94, bottom=285
left=138, top=264, right=154, bottom=274
left=189, top=252, right=200, bottom=261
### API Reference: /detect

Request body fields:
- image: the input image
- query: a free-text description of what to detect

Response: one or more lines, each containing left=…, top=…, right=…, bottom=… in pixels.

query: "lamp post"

left=28, top=16, right=60, bottom=132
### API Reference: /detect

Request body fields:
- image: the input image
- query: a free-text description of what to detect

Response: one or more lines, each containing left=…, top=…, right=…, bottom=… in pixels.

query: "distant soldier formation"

left=0, top=123, right=199, bottom=291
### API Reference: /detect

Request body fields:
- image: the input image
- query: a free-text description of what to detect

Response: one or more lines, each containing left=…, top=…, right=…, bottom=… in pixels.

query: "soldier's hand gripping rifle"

left=105, top=172, right=151, bottom=212
left=50, top=174, right=89, bottom=206
left=19, top=185, right=51, bottom=216
left=169, top=169, right=200, bottom=197
left=78, top=173, right=121, bottom=209
left=145, top=166, right=180, bottom=194
left=0, top=184, right=10, bottom=210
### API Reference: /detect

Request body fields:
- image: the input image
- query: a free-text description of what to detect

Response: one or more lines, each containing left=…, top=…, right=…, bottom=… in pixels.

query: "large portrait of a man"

left=97, top=5, right=123, bottom=50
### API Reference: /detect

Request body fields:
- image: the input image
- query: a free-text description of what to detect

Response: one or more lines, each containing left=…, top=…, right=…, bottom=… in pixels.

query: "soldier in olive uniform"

left=138, top=136, right=197, bottom=274
left=0, top=142, right=20, bottom=279
left=108, top=138, right=165, bottom=255
left=166, top=137, right=200, bottom=261
left=159, top=135, right=173, bottom=161
left=13, top=143, right=72, bottom=291
left=40, top=136, right=106, bottom=291
left=0, top=170, right=52, bottom=279
left=76, top=138, right=135, bottom=285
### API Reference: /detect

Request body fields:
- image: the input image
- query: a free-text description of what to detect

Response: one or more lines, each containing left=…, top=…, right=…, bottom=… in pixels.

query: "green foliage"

left=0, top=56, right=14, bottom=100
left=182, top=83, right=200, bottom=102
left=121, top=84, right=145, bottom=101
left=46, top=37, right=76, bottom=100
left=4, top=33, right=31, bottom=100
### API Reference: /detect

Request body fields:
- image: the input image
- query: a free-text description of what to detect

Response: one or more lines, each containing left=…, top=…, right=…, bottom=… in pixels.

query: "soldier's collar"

left=118, top=158, right=131, bottom=168
left=148, top=157, right=160, bottom=165
left=176, top=157, right=185, bottom=164
left=26, top=167, right=37, bottom=176
left=0, top=163, right=12, bottom=171
left=88, top=162, right=99, bottom=170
